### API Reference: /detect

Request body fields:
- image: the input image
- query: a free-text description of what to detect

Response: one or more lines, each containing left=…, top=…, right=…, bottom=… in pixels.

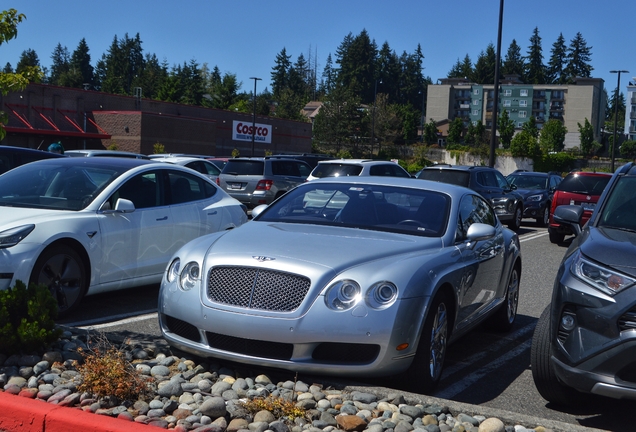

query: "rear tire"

left=548, top=230, right=565, bottom=244
left=486, top=263, right=519, bottom=332
left=507, top=206, right=522, bottom=231
left=29, top=244, right=88, bottom=317
left=531, top=306, right=584, bottom=406
left=406, top=291, right=451, bottom=394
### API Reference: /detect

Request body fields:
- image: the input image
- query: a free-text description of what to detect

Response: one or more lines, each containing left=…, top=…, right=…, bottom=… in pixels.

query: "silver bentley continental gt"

left=158, top=176, right=522, bottom=392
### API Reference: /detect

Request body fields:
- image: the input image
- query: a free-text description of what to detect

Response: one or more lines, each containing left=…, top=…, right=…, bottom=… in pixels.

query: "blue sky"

left=3, top=0, right=635, bottom=97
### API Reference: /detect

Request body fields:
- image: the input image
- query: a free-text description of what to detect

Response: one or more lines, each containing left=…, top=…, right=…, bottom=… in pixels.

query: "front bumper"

left=522, top=202, right=545, bottom=218
left=158, top=280, right=426, bottom=378
left=550, top=263, right=636, bottom=400
left=0, top=241, right=44, bottom=291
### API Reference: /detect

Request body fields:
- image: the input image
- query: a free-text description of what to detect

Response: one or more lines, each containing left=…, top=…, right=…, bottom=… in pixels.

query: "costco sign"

left=232, top=121, right=272, bottom=144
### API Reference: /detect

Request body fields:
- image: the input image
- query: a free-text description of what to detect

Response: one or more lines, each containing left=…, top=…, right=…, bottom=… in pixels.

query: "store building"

left=0, top=83, right=312, bottom=156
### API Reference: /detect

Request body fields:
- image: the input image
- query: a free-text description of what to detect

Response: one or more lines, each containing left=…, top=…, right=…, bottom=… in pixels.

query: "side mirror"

left=553, top=205, right=583, bottom=237
left=251, top=204, right=268, bottom=219
left=114, top=198, right=135, bottom=213
left=465, top=223, right=496, bottom=249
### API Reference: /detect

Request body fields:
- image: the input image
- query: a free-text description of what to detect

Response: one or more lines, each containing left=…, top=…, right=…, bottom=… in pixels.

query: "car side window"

left=456, top=194, right=497, bottom=241
left=272, top=161, right=301, bottom=177
left=168, top=171, right=214, bottom=204
left=494, top=171, right=510, bottom=189
left=107, top=171, right=161, bottom=209
left=296, top=162, right=312, bottom=178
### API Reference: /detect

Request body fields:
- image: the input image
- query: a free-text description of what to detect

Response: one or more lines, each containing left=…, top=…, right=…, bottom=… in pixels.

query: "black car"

left=0, top=145, right=65, bottom=175
left=416, top=165, right=524, bottom=231
left=506, top=171, right=562, bottom=226
left=531, top=162, right=636, bottom=405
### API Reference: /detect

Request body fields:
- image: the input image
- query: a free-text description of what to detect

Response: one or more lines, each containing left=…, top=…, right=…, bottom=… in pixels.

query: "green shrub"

left=0, top=280, right=62, bottom=354
left=533, top=152, right=576, bottom=173
left=620, top=140, right=636, bottom=159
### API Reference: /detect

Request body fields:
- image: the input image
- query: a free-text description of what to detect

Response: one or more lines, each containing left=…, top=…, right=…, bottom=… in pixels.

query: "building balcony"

left=630, top=111, right=636, bottom=119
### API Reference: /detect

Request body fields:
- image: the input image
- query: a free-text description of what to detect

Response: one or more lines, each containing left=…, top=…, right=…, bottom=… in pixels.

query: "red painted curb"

left=0, top=392, right=151, bottom=432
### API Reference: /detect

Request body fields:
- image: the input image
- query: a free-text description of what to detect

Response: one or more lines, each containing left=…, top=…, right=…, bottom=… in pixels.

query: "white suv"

left=307, top=159, right=411, bottom=181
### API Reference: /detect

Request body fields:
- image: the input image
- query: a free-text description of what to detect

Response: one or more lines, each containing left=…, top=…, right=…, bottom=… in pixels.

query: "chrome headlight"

left=179, top=262, right=200, bottom=291
left=0, top=224, right=35, bottom=248
left=571, top=250, right=636, bottom=296
left=526, top=194, right=542, bottom=202
left=325, top=280, right=361, bottom=311
left=367, top=281, right=398, bottom=309
left=166, top=258, right=180, bottom=283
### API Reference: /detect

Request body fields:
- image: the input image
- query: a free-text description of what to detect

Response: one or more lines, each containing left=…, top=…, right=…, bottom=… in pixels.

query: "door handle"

left=156, top=216, right=168, bottom=221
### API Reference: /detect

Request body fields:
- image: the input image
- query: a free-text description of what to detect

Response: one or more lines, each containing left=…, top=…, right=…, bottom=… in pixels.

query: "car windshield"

left=507, top=175, right=547, bottom=189
left=597, top=176, right=636, bottom=232
left=311, top=164, right=363, bottom=178
left=256, top=182, right=450, bottom=237
left=0, top=162, right=123, bottom=211
left=557, top=173, right=610, bottom=195
left=416, top=169, right=470, bottom=187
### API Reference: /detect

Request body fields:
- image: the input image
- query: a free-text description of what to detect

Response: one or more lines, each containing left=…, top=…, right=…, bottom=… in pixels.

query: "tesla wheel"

left=29, top=244, right=88, bottom=317
left=531, top=306, right=584, bottom=406
left=486, top=263, right=520, bottom=332
left=548, top=231, right=565, bottom=244
left=507, top=206, right=522, bottom=231
left=537, top=206, right=549, bottom=227
left=407, top=291, right=450, bottom=394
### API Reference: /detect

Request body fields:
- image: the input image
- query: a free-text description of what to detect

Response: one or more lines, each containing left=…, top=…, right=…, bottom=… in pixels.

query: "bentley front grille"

left=208, top=266, right=311, bottom=312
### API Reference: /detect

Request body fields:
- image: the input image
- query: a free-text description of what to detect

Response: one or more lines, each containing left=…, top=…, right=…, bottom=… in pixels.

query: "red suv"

left=548, top=171, right=611, bottom=244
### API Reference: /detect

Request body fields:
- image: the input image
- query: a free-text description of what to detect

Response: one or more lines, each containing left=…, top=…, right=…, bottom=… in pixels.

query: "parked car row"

left=1, top=143, right=632, bottom=406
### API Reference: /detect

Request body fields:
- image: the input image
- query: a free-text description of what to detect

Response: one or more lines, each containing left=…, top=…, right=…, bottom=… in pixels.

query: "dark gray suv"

left=217, top=157, right=312, bottom=208
left=531, top=162, right=636, bottom=405
left=416, top=165, right=524, bottom=231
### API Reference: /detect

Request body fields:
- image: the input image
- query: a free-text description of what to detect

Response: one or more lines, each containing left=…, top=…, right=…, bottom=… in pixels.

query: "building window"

left=473, top=89, right=480, bottom=95
left=472, top=110, right=479, bottom=116
left=520, top=89, right=528, bottom=97
left=518, top=122, right=524, bottom=128
left=473, top=99, right=480, bottom=105
left=504, top=89, right=512, bottom=96
left=519, top=110, right=527, bottom=118
left=519, top=100, right=527, bottom=107
left=503, top=100, right=511, bottom=107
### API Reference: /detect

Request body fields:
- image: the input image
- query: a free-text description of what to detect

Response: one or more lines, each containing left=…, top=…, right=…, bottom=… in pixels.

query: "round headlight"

left=367, top=281, right=398, bottom=309
left=325, top=280, right=361, bottom=311
left=179, top=261, right=200, bottom=291
left=166, top=258, right=180, bottom=283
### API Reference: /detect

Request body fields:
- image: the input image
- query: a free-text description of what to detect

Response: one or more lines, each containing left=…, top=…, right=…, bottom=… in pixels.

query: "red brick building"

left=1, top=83, right=312, bottom=156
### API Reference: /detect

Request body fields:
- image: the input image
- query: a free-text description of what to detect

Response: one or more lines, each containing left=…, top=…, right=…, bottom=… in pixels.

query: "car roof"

left=316, top=159, right=390, bottom=165
left=507, top=171, right=549, bottom=177
left=0, top=145, right=64, bottom=157
left=421, top=164, right=492, bottom=172
left=309, top=174, right=474, bottom=196
left=156, top=156, right=213, bottom=164
left=565, top=170, right=612, bottom=177
left=65, top=150, right=150, bottom=159
left=13, top=155, right=157, bottom=170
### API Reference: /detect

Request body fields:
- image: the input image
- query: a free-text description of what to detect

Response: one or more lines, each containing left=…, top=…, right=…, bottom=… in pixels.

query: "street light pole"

left=610, top=70, right=628, bottom=172
left=371, top=79, right=378, bottom=156
left=421, top=89, right=426, bottom=143
left=249, top=77, right=262, bottom=157
left=489, top=0, right=504, bottom=168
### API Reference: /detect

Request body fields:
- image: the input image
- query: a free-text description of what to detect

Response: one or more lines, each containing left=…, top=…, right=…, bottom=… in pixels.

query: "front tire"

left=406, top=291, right=451, bottom=394
left=536, top=206, right=549, bottom=227
left=507, top=206, right=522, bottom=231
left=30, top=244, right=88, bottom=317
left=531, top=306, right=583, bottom=406
left=486, top=263, right=520, bottom=331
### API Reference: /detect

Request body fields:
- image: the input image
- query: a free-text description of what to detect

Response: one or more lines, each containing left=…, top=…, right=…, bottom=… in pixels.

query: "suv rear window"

left=223, top=160, right=264, bottom=175
left=312, top=164, right=363, bottom=178
left=417, top=169, right=470, bottom=187
left=557, top=174, right=610, bottom=195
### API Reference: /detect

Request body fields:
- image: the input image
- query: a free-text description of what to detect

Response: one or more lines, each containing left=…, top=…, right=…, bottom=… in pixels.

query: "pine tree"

left=473, top=44, right=496, bottom=84
left=525, top=27, right=546, bottom=84
left=271, top=47, right=291, bottom=98
left=70, top=38, right=94, bottom=88
left=502, top=39, right=525, bottom=79
left=564, top=32, right=593, bottom=82
left=16, top=48, right=40, bottom=78
left=49, top=43, right=70, bottom=85
left=547, top=33, right=567, bottom=84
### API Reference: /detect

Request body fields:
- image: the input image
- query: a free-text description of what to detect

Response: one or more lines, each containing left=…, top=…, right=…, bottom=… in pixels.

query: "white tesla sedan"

left=0, top=157, right=247, bottom=315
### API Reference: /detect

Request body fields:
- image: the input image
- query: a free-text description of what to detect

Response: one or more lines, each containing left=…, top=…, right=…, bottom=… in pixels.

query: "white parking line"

left=433, top=323, right=535, bottom=400
left=519, top=231, right=548, bottom=242
left=66, top=310, right=158, bottom=330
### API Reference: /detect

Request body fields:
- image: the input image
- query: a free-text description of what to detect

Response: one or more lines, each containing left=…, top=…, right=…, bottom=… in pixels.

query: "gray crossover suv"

left=531, top=162, right=636, bottom=404
left=217, top=157, right=312, bottom=208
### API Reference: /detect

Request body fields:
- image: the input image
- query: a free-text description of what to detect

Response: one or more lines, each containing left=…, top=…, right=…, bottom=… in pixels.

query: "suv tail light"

left=256, top=180, right=273, bottom=191
left=216, top=178, right=220, bottom=185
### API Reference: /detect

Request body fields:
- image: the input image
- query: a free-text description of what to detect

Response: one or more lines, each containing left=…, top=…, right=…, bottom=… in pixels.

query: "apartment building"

left=426, top=76, right=606, bottom=149
left=626, top=78, right=636, bottom=141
